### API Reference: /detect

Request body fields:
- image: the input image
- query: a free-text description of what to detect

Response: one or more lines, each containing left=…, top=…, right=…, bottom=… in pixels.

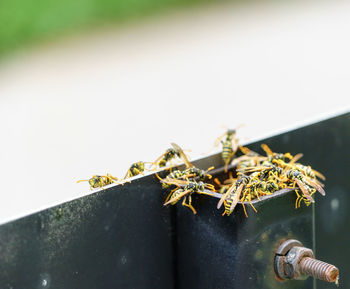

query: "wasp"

left=211, top=125, right=243, bottom=172
left=295, top=184, right=316, bottom=208
left=261, top=144, right=293, bottom=163
left=284, top=169, right=325, bottom=203
left=153, top=148, right=179, bottom=168
left=162, top=179, right=215, bottom=214
left=214, top=175, right=235, bottom=195
left=294, top=164, right=326, bottom=181
left=77, top=174, right=125, bottom=190
left=239, top=146, right=259, bottom=157
left=154, top=143, right=193, bottom=184
left=260, top=165, right=283, bottom=179
left=124, top=161, right=153, bottom=179
left=217, top=175, right=251, bottom=216
left=181, top=166, right=215, bottom=181
left=258, top=180, right=279, bottom=194
left=237, top=164, right=283, bottom=181
left=247, top=179, right=279, bottom=200
left=157, top=165, right=213, bottom=189
left=236, top=159, right=259, bottom=176
left=153, top=142, right=192, bottom=169
left=156, top=169, right=184, bottom=189
left=231, top=146, right=265, bottom=173
left=243, top=179, right=261, bottom=201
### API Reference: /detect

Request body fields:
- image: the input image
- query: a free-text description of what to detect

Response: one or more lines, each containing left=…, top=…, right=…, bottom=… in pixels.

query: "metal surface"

left=0, top=112, right=349, bottom=289
left=0, top=176, right=177, bottom=289
left=255, top=112, right=350, bottom=289
left=175, top=186, right=313, bottom=289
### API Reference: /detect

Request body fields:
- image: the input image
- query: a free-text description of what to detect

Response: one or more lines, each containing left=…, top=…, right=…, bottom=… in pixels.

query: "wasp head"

left=197, top=181, right=205, bottom=191
left=89, top=176, right=102, bottom=188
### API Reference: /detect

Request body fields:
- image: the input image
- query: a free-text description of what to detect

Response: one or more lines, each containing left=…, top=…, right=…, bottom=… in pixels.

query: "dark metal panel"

left=243, top=112, right=350, bottom=289
left=175, top=112, right=350, bottom=289
left=0, top=178, right=176, bottom=289
left=175, top=187, right=313, bottom=289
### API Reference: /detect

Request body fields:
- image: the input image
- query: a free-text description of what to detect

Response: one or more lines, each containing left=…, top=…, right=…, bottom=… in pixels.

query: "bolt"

left=299, top=257, right=339, bottom=283
left=274, top=239, right=339, bottom=284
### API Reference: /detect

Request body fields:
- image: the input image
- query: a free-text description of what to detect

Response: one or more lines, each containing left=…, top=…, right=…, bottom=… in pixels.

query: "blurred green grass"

left=0, top=0, right=218, bottom=57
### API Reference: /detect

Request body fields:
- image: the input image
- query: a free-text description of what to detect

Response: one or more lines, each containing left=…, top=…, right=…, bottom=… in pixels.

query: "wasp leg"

left=224, top=151, right=236, bottom=173
left=295, top=191, right=301, bottom=209
left=241, top=202, right=248, bottom=218
left=240, top=192, right=248, bottom=218
left=279, top=182, right=287, bottom=189
left=298, top=195, right=304, bottom=208
left=255, top=189, right=261, bottom=201
left=214, top=178, right=222, bottom=186
left=124, top=171, right=131, bottom=179
left=248, top=194, right=258, bottom=213
left=182, top=196, right=197, bottom=214
left=155, top=172, right=163, bottom=181
left=222, top=202, right=228, bottom=216
left=121, top=178, right=131, bottom=185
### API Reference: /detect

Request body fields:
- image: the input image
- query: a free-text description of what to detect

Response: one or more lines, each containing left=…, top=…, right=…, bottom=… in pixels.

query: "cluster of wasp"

left=78, top=127, right=326, bottom=217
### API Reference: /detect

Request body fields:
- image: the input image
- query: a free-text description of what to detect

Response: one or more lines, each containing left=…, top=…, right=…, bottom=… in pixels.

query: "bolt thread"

left=299, top=257, right=339, bottom=283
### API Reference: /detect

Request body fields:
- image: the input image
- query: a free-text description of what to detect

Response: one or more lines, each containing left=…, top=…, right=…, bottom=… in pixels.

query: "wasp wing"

left=295, top=179, right=315, bottom=203
left=281, top=153, right=303, bottom=173
left=312, top=168, right=326, bottom=181
left=261, top=144, right=274, bottom=156
left=217, top=183, right=236, bottom=209
left=229, top=183, right=245, bottom=212
left=303, top=178, right=326, bottom=196
left=161, top=178, right=189, bottom=186
left=164, top=190, right=191, bottom=206
left=171, top=142, right=193, bottom=168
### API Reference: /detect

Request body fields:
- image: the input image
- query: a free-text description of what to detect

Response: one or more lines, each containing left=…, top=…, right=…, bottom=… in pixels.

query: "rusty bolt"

left=274, top=239, right=339, bottom=284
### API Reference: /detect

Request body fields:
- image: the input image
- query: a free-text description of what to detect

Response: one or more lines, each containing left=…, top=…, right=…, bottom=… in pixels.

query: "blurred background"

left=0, top=0, right=349, bottom=224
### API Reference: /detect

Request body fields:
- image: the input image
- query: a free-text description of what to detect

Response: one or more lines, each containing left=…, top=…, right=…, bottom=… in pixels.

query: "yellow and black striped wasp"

left=157, top=169, right=184, bottom=189
left=181, top=166, right=215, bottom=181
left=237, top=146, right=302, bottom=179
left=159, top=165, right=214, bottom=190
left=155, top=142, right=194, bottom=187
left=293, top=164, right=326, bottom=181
left=284, top=169, right=325, bottom=203
left=230, top=146, right=265, bottom=175
left=124, top=161, right=153, bottom=179
left=210, top=125, right=244, bottom=172
left=170, top=142, right=193, bottom=168
left=153, top=142, right=192, bottom=169
left=77, top=174, right=126, bottom=190
left=257, top=180, right=280, bottom=196
left=162, top=178, right=216, bottom=214
left=294, top=183, right=316, bottom=208
left=217, top=175, right=252, bottom=216
left=239, top=164, right=283, bottom=180
left=260, top=144, right=293, bottom=164
left=213, top=174, right=234, bottom=197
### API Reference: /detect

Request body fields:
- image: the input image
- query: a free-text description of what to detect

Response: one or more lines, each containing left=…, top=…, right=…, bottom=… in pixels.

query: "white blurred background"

left=0, top=0, right=349, bottom=224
